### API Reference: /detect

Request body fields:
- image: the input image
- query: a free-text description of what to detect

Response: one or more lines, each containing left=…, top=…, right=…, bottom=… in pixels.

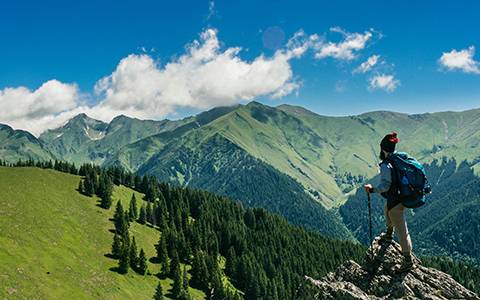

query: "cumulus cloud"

left=0, top=80, right=83, bottom=135
left=314, top=27, right=375, bottom=60
left=93, top=28, right=307, bottom=120
left=354, top=55, right=380, bottom=73
left=1, top=28, right=310, bottom=135
left=368, top=74, right=400, bottom=92
left=438, top=46, right=480, bottom=74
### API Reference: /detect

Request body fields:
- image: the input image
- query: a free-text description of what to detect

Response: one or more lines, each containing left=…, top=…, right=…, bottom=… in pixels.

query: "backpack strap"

left=383, top=157, right=401, bottom=210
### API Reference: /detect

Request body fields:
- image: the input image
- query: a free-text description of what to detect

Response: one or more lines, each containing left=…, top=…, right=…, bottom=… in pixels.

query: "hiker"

left=363, top=132, right=414, bottom=272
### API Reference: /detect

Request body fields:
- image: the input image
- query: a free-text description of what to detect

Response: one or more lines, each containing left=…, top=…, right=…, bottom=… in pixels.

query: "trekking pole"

left=367, top=191, right=373, bottom=260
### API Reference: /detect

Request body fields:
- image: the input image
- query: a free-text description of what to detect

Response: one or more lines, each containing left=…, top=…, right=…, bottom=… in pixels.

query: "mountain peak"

left=66, top=113, right=106, bottom=127
left=111, top=114, right=132, bottom=121
left=71, top=113, right=89, bottom=120
left=245, top=100, right=265, bottom=108
left=297, top=237, right=479, bottom=299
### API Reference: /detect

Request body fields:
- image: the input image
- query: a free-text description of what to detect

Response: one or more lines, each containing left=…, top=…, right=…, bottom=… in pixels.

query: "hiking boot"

left=396, top=253, right=414, bottom=273
left=379, top=231, right=393, bottom=244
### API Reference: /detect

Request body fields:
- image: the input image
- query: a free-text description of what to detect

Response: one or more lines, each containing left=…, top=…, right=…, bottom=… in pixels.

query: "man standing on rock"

left=363, top=132, right=414, bottom=272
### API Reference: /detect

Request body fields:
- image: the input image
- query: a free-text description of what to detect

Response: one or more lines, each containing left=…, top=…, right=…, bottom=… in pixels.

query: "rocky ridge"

left=296, top=237, right=479, bottom=299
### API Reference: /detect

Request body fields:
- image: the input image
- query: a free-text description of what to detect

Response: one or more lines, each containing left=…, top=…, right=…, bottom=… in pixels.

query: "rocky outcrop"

left=296, top=237, right=479, bottom=299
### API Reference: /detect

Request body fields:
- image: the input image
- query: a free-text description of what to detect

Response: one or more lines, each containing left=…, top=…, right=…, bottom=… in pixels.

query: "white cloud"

left=354, top=55, right=380, bottom=73
left=94, top=28, right=307, bottom=119
left=314, top=27, right=374, bottom=60
left=1, top=28, right=309, bottom=135
left=0, top=80, right=82, bottom=135
left=438, top=46, right=480, bottom=74
left=368, top=74, right=400, bottom=92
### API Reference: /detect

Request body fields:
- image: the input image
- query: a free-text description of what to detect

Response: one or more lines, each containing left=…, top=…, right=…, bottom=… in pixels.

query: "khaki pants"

left=384, top=203, right=412, bottom=255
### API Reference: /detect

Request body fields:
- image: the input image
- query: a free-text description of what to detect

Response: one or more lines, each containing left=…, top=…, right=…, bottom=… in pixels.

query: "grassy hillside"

left=0, top=167, right=205, bottom=299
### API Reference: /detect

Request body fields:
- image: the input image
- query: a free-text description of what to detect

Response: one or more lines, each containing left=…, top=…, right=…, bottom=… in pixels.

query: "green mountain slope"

left=0, top=167, right=205, bottom=299
left=132, top=103, right=480, bottom=210
left=0, top=124, right=54, bottom=163
left=138, top=133, right=353, bottom=240
left=103, top=105, right=239, bottom=172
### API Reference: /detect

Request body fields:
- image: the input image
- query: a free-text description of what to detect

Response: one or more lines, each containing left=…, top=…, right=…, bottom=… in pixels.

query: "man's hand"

left=364, top=184, right=373, bottom=193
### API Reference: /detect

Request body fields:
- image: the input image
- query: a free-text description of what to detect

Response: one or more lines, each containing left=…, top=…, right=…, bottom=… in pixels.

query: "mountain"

left=296, top=237, right=480, bottom=299
left=39, top=113, right=189, bottom=165
left=103, top=105, right=240, bottom=171
left=0, top=123, right=54, bottom=163
left=6, top=102, right=480, bottom=256
left=116, top=102, right=480, bottom=209
left=0, top=165, right=366, bottom=299
left=36, top=103, right=480, bottom=210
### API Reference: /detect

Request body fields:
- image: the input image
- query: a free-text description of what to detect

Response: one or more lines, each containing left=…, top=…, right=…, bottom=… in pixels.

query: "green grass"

left=0, top=167, right=205, bottom=299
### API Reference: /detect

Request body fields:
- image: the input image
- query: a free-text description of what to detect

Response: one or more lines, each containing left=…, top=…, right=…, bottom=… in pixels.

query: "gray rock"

left=296, top=237, right=479, bottom=300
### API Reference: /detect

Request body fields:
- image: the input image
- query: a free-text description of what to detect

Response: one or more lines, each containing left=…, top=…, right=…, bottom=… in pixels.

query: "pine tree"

left=111, top=234, right=122, bottom=258
left=171, top=263, right=183, bottom=298
left=191, top=250, right=209, bottom=291
left=140, top=175, right=149, bottom=194
left=114, top=201, right=128, bottom=235
left=138, top=204, right=147, bottom=225
left=159, top=238, right=169, bottom=276
left=138, top=248, right=148, bottom=275
left=182, top=265, right=189, bottom=292
left=83, top=172, right=95, bottom=196
left=152, top=201, right=159, bottom=226
left=129, top=236, right=138, bottom=270
left=146, top=202, right=153, bottom=224
left=118, top=245, right=129, bottom=274
left=156, top=234, right=169, bottom=272
left=145, top=182, right=158, bottom=202
left=99, top=173, right=113, bottom=209
left=78, top=180, right=84, bottom=194
left=153, top=282, right=164, bottom=300
left=225, top=247, right=236, bottom=276
left=128, top=193, right=138, bottom=221
left=170, top=250, right=180, bottom=277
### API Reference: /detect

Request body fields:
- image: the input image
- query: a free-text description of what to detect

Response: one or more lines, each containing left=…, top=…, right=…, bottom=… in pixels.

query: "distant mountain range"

left=2, top=102, right=480, bottom=260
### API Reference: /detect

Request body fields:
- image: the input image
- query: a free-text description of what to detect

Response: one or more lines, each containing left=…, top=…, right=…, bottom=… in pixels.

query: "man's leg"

left=388, top=204, right=413, bottom=271
left=381, top=203, right=394, bottom=241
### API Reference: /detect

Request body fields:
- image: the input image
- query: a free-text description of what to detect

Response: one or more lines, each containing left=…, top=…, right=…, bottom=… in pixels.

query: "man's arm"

left=364, top=163, right=392, bottom=193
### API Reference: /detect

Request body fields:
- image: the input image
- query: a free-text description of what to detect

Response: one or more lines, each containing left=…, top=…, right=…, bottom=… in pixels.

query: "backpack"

left=386, top=152, right=431, bottom=208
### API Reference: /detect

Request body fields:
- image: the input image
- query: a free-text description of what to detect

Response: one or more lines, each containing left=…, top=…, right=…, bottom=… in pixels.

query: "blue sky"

left=1, top=0, right=480, bottom=134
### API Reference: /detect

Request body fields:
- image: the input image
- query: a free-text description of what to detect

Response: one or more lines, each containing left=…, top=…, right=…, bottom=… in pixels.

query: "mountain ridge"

left=296, top=237, right=479, bottom=299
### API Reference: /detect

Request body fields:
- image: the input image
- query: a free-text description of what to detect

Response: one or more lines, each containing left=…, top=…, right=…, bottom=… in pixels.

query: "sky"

left=1, top=0, right=480, bottom=135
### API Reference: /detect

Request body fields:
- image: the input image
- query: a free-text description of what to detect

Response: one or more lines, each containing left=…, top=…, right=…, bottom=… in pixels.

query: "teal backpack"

left=387, top=152, right=431, bottom=208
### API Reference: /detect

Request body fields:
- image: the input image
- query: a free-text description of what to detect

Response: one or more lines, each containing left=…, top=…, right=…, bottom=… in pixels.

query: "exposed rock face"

left=296, top=237, right=479, bottom=300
